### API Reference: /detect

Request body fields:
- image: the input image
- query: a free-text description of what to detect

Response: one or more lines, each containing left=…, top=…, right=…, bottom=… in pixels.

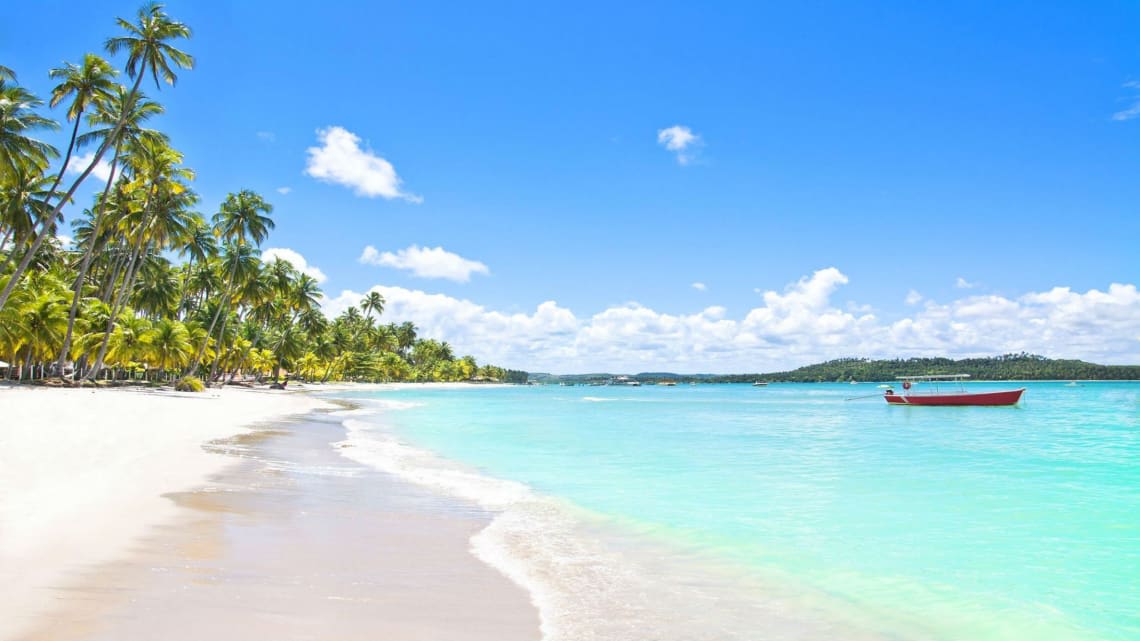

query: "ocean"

left=324, top=382, right=1139, bottom=641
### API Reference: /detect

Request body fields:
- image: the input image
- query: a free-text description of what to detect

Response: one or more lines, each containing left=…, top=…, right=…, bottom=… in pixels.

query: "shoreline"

left=8, top=403, right=537, bottom=640
left=0, top=385, right=332, bottom=639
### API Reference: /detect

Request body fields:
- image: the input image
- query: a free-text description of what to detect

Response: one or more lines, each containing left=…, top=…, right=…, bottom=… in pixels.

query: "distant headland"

left=527, top=353, right=1140, bottom=384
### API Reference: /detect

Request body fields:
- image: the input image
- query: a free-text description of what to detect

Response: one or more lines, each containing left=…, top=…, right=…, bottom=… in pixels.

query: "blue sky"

left=4, top=1, right=1139, bottom=372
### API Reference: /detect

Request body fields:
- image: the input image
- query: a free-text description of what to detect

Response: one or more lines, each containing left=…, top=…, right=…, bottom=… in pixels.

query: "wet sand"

left=13, top=408, right=539, bottom=641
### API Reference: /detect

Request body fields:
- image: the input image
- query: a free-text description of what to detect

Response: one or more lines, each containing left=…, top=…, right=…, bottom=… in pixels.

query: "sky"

left=4, top=1, right=1139, bottom=372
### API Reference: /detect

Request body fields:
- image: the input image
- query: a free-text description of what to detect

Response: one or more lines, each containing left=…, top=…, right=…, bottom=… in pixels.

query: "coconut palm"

left=84, top=139, right=194, bottom=380
left=361, top=291, right=385, bottom=320
left=104, top=313, right=150, bottom=379
left=45, top=54, right=118, bottom=197
left=1, top=167, right=62, bottom=257
left=189, top=190, right=273, bottom=377
left=172, top=214, right=216, bottom=316
left=0, top=80, right=58, bottom=180
left=198, top=241, right=262, bottom=380
left=395, top=321, right=417, bottom=357
left=105, top=2, right=194, bottom=94
left=291, top=274, right=321, bottom=316
left=146, top=318, right=190, bottom=380
left=267, top=323, right=305, bottom=382
left=212, top=189, right=274, bottom=247
left=0, top=1, right=192, bottom=314
left=20, top=287, right=69, bottom=379
left=132, top=257, right=179, bottom=318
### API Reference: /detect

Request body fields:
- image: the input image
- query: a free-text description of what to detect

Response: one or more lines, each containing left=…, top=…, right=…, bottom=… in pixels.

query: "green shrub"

left=175, top=375, right=205, bottom=392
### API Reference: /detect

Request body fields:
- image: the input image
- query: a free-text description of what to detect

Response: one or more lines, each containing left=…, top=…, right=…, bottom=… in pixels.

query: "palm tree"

left=395, top=321, right=417, bottom=357
left=0, top=2, right=192, bottom=314
left=1, top=167, right=62, bottom=257
left=267, top=323, right=304, bottom=383
left=361, top=291, right=385, bottom=320
left=45, top=54, right=118, bottom=200
left=20, top=287, right=69, bottom=379
left=146, top=318, right=190, bottom=381
left=106, top=2, right=194, bottom=96
left=172, top=214, right=216, bottom=317
left=291, top=274, right=321, bottom=316
left=132, top=256, right=179, bottom=318
left=0, top=80, right=58, bottom=180
left=66, top=95, right=165, bottom=320
left=198, top=242, right=262, bottom=380
left=84, top=138, right=194, bottom=380
left=190, top=189, right=273, bottom=378
left=212, top=189, right=274, bottom=246
left=104, top=313, right=150, bottom=380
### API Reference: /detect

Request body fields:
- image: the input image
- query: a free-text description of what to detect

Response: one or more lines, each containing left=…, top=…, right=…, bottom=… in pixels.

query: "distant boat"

left=849, top=381, right=859, bottom=385
left=660, top=381, right=677, bottom=386
left=1065, top=381, right=1080, bottom=387
left=884, top=375, right=1024, bottom=406
left=752, top=381, right=768, bottom=387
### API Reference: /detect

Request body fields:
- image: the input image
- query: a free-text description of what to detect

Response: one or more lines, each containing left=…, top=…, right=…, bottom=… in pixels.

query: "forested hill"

left=757, top=354, right=1140, bottom=382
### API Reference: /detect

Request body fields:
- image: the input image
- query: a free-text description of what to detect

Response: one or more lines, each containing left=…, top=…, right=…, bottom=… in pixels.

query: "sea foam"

left=335, top=411, right=887, bottom=641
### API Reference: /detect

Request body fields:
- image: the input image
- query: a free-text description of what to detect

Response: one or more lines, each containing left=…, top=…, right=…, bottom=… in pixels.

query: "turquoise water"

left=330, top=382, right=1140, bottom=640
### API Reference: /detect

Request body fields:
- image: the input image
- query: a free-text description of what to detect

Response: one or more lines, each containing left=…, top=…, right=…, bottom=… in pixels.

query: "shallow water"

left=329, top=382, right=1140, bottom=641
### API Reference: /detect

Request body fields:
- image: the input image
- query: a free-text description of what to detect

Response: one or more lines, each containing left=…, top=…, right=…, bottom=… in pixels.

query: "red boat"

left=884, top=374, right=1025, bottom=406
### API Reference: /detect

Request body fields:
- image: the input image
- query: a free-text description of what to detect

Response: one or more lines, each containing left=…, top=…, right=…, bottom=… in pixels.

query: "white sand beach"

left=0, top=385, right=331, bottom=640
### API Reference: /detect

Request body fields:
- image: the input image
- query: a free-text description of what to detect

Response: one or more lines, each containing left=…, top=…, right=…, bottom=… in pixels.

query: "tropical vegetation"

left=0, top=3, right=514, bottom=387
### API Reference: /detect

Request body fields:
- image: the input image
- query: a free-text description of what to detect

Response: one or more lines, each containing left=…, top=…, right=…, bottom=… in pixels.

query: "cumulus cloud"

left=691, top=282, right=707, bottom=291
left=955, top=277, right=978, bottom=289
left=359, top=244, right=489, bottom=282
left=261, top=247, right=327, bottom=283
left=305, top=126, right=421, bottom=203
left=276, top=186, right=292, bottom=195
left=322, top=270, right=1140, bottom=373
left=657, top=125, right=701, bottom=165
left=65, top=152, right=116, bottom=183
left=55, top=234, right=74, bottom=249
left=905, top=289, right=923, bottom=305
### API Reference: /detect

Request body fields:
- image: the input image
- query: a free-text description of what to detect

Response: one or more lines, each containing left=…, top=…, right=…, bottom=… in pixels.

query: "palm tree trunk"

left=100, top=247, right=128, bottom=303
left=188, top=258, right=237, bottom=377
left=0, top=72, right=145, bottom=313
left=207, top=307, right=239, bottom=383
left=172, top=260, right=193, bottom=320
left=56, top=146, right=121, bottom=377
left=86, top=237, right=149, bottom=381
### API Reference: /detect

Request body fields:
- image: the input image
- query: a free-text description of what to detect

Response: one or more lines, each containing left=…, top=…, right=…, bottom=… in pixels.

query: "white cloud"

left=55, top=234, right=74, bottom=249
left=322, top=270, right=1140, bottom=373
left=359, top=244, right=489, bottom=282
left=305, top=126, right=421, bottom=203
left=657, top=125, right=702, bottom=165
left=905, top=289, right=923, bottom=305
left=1113, top=81, right=1140, bottom=121
left=691, top=282, right=707, bottom=291
left=261, top=247, right=327, bottom=283
left=65, top=152, right=115, bottom=183
left=955, top=277, right=978, bottom=289
left=256, top=131, right=276, bottom=142
left=276, top=186, right=292, bottom=195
